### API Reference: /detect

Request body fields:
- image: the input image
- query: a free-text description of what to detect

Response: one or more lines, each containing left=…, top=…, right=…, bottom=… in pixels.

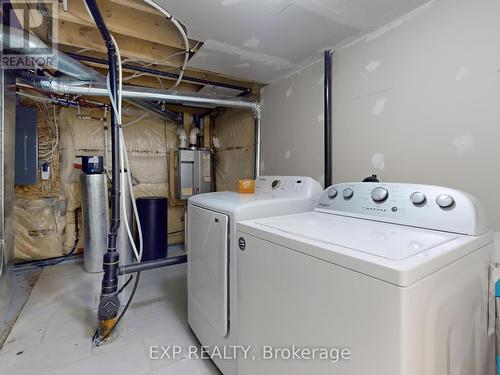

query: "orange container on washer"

left=238, top=179, right=256, bottom=194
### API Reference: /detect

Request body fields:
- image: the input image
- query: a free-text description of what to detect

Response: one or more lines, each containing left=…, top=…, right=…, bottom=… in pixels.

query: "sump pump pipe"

left=84, top=0, right=122, bottom=344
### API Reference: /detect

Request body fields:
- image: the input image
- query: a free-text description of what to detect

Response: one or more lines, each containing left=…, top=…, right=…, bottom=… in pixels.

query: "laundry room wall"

left=261, top=0, right=500, bottom=254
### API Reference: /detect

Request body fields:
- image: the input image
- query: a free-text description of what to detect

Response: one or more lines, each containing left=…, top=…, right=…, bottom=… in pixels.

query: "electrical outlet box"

left=41, top=162, right=51, bottom=180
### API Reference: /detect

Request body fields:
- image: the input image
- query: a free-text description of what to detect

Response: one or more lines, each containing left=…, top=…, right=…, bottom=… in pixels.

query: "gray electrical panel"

left=15, top=106, right=38, bottom=185
left=177, top=148, right=213, bottom=200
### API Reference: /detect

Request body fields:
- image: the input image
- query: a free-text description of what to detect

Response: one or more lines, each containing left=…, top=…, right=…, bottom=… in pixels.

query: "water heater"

left=177, top=148, right=213, bottom=200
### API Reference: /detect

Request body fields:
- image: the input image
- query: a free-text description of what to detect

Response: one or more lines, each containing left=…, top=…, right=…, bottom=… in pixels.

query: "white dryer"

left=187, top=176, right=322, bottom=375
left=236, top=182, right=494, bottom=375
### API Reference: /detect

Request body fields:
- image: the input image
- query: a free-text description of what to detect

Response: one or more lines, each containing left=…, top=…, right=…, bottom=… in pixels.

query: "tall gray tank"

left=81, top=173, right=109, bottom=273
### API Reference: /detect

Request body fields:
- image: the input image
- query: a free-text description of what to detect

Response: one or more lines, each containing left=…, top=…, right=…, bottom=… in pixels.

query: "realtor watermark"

left=1, top=0, right=58, bottom=69
left=150, top=345, right=352, bottom=364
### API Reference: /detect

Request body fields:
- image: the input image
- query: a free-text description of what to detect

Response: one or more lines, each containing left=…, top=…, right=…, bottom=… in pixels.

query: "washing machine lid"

left=258, top=213, right=455, bottom=261
left=237, top=212, right=492, bottom=286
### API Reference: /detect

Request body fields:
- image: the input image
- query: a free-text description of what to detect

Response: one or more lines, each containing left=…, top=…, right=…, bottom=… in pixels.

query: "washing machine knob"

left=371, top=187, right=389, bottom=202
left=327, top=188, right=338, bottom=199
left=410, top=192, right=426, bottom=205
left=436, top=194, right=454, bottom=208
left=343, top=188, right=354, bottom=199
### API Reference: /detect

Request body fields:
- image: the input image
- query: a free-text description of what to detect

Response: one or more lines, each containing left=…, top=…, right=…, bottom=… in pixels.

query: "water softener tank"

left=80, top=156, right=109, bottom=273
left=136, top=197, right=168, bottom=261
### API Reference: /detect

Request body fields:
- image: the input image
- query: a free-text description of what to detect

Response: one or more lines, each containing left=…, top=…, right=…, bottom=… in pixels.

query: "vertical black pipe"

left=324, top=50, right=333, bottom=188
left=84, top=0, right=121, bottom=340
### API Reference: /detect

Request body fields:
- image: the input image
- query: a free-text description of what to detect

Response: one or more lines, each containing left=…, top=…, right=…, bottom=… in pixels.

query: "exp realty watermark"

left=150, top=345, right=351, bottom=364
left=1, top=0, right=58, bottom=69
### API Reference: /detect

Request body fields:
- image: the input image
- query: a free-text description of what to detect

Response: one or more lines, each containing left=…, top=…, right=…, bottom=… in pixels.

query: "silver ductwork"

left=1, top=27, right=100, bottom=81
left=31, top=77, right=259, bottom=111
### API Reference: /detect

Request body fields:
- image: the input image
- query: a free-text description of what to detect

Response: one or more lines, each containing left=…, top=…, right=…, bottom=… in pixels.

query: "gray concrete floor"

left=0, top=268, right=42, bottom=348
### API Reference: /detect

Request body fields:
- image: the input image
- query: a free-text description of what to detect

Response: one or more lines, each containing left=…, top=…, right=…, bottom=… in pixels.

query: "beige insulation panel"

left=214, top=109, right=255, bottom=192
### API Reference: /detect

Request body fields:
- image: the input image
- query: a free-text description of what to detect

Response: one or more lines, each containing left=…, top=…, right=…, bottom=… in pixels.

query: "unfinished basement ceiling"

left=159, top=0, right=432, bottom=83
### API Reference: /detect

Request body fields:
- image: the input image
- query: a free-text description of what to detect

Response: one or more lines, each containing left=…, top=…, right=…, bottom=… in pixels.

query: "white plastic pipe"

left=177, top=127, right=187, bottom=148
left=189, top=127, right=199, bottom=146
left=143, top=0, right=189, bottom=89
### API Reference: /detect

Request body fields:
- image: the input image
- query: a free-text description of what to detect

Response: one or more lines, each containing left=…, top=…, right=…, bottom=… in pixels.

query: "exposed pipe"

left=23, top=71, right=263, bottom=177
left=84, top=0, right=121, bottom=344
left=143, top=0, right=189, bottom=89
left=119, top=255, right=187, bottom=275
left=189, top=127, right=199, bottom=146
left=324, top=50, right=333, bottom=188
left=29, top=76, right=259, bottom=110
left=177, top=127, right=188, bottom=148
left=130, top=99, right=181, bottom=123
left=65, top=53, right=253, bottom=96
left=254, top=107, right=262, bottom=178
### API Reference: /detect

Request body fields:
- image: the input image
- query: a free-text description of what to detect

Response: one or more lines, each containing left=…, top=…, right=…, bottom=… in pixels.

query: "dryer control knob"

left=327, top=188, right=338, bottom=199
left=410, top=192, right=426, bottom=205
left=343, top=188, right=354, bottom=199
left=436, top=194, right=454, bottom=208
left=371, top=187, right=389, bottom=202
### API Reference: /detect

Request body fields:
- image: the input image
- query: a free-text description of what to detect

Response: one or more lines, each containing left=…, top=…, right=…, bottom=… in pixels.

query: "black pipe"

left=119, top=255, right=187, bottom=275
left=84, top=0, right=121, bottom=337
left=66, top=52, right=252, bottom=97
left=132, top=99, right=182, bottom=123
left=324, top=50, right=333, bottom=188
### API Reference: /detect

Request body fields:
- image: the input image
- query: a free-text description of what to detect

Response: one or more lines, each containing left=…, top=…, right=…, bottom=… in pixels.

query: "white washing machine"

left=187, top=176, right=322, bottom=375
left=236, top=182, right=495, bottom=375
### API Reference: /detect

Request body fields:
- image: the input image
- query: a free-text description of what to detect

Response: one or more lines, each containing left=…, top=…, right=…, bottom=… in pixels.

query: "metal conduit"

left=30, top=77, right=259, bottom=111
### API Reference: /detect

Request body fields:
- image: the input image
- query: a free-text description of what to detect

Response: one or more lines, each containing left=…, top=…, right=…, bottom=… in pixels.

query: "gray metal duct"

left=0, top=27, right=100, bottom=81
left=4, top=28, right=180, bottom=123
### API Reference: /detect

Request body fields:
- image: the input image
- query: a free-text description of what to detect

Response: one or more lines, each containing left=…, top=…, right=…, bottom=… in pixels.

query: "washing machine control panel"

left=255, top=176, right=322, bottom=197
left=315, top=182, right=487, bottom=235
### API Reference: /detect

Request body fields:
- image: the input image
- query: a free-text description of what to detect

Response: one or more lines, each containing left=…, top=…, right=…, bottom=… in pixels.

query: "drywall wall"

left=261, top=0, right=500, bottom=232
left=260, top=61, right=325, bottom=185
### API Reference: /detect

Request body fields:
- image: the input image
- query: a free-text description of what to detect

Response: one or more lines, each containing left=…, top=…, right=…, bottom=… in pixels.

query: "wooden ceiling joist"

left=58, top=21, right=185, bottom=67
left=13, top=0, right=263, bottom=100
left=59, top=47, right=260, bottom=95
left=90, top=66, right=203, bottom=92
left=59, top=0, right=196, bottom=51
